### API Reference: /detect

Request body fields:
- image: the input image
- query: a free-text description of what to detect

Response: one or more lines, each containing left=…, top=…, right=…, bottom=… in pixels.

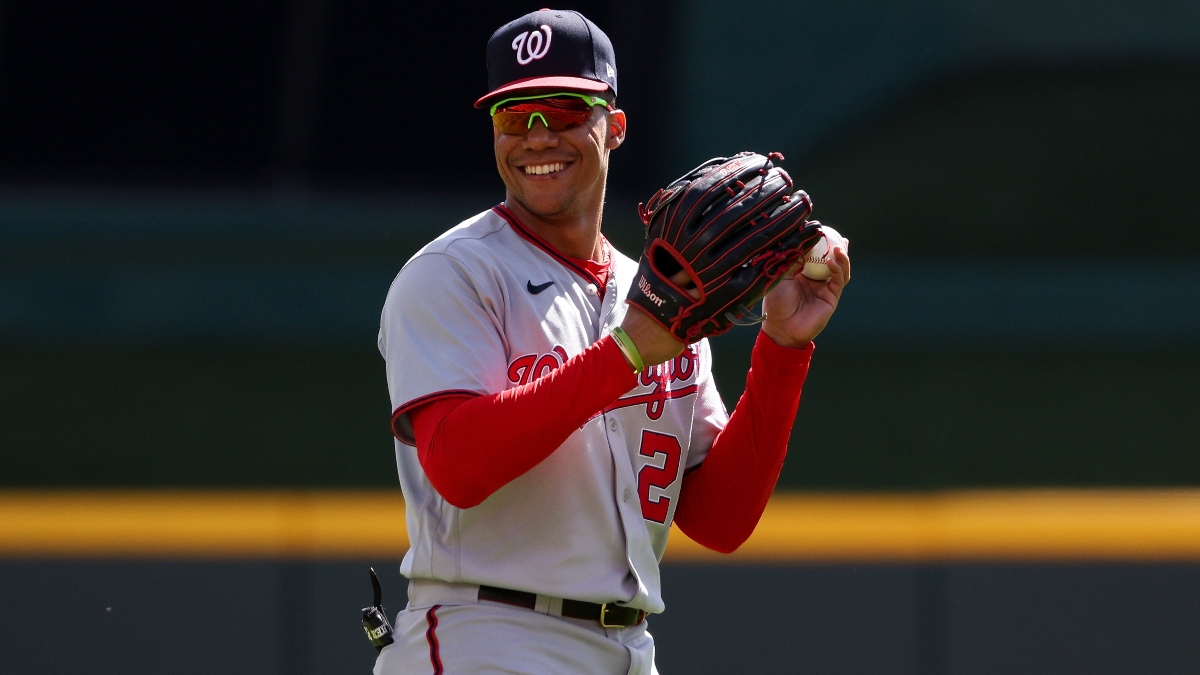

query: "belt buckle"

left=599, top=603, right=645, bottom=628
left=599, top=603, right=622, bottom=628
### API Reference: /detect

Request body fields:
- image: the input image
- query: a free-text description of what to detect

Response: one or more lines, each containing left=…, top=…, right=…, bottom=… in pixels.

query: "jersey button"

left=609, top=419, right=618, bottom=431
left=586, top=284, right=599, bottom=296
left=624, top=488, right=633, bottom=501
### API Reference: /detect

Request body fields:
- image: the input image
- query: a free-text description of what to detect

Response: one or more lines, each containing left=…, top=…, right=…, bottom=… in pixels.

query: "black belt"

left=478, top=585, right=647, bottom=628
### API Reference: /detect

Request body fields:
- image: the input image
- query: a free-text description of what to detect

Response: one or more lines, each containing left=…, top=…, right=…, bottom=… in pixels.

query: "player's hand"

left=761, top=244, right=850, bottom=348
left=620, top=306, right=685, bottom=367
left=618, top=269, right=696, bottom=367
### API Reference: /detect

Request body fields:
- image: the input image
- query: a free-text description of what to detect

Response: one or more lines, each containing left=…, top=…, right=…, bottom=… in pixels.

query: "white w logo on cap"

left=512, top=25, right=552, bottom=65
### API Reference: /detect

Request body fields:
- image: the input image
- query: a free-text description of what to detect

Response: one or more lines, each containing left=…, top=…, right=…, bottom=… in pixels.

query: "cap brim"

left=474, top=76, right=611, bottom=108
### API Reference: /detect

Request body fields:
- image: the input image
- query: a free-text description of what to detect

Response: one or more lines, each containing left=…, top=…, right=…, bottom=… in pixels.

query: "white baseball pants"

left=372, top=581, right=658, bottom=675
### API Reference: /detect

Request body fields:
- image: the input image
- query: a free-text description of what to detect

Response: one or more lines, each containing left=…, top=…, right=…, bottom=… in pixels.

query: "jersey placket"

left=524, top=229, right=659, bottom=609
left=595, top=257, right=665, bottom=612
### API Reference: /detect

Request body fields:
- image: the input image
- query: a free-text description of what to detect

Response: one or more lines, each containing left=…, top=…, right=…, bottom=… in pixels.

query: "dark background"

left=0, top=0, right=675, bottom=191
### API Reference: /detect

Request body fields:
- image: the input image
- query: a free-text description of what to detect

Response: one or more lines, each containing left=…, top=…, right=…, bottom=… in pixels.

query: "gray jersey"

left=378, top=206, right=728, bottom=614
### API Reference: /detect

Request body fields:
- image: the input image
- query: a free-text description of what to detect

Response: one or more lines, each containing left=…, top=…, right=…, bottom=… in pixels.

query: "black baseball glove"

left=627, top=151, right=822, bottom=343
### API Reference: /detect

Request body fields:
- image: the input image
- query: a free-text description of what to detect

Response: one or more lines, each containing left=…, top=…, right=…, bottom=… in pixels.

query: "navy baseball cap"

left=474, top=9, right=618, bottom=108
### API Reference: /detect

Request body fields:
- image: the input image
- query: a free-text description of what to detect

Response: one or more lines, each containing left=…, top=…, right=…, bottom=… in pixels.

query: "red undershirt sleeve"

left=673, top=331, right=814, bottom=553
left=409, top=335, right=638, bottom=509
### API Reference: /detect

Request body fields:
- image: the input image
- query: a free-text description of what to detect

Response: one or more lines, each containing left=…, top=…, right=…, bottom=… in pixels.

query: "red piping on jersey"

left=425, top=605, right=443, bottom=675
left=492, top=204, right=606, bottom=289
left=392, top=390, right=482, bottom=445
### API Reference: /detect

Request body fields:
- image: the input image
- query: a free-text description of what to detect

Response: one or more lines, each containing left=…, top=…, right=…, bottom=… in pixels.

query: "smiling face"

left=493, top=99, right=626, bottom=222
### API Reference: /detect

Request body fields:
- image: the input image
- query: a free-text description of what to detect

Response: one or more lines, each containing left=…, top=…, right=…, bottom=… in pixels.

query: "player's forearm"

left=414, top=335, right=637, bottom=508
left=673, top=332, right=813, bottom=553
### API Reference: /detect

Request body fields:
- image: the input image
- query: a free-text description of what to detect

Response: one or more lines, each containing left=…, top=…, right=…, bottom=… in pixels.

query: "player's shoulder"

left=408, top=208, right=514, bottom=264
left=385, top=208, right=514, bottom=301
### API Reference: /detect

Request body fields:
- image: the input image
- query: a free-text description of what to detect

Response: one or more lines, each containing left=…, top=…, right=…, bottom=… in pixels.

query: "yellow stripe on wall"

left=0, top=491, right=409, bottom=559
left=667, top=491, right=1200, bottom=562
left=3, top=490, right=1200, bottom=562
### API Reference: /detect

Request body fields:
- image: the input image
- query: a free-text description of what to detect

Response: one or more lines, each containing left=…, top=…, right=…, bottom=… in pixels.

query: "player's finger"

left=669, top=268, right=702, bottom=299
left=834, top=245, right=850, bottom=284
left=826, top=247, right=848, bottom=294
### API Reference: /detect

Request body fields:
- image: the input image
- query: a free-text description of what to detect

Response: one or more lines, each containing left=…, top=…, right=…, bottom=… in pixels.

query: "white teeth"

left=523, top=163, right=565, bottom=175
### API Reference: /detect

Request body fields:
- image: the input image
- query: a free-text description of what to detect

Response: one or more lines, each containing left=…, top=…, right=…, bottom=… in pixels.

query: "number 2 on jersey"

left=637, top=430, right=683, bottom=523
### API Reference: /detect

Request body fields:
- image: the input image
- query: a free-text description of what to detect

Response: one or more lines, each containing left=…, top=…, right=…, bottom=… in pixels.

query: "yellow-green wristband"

left=609, top=326, right=645, bottom=373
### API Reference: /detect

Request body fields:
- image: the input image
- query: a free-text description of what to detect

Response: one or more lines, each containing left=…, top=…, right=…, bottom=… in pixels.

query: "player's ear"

left=605, top=109, right=626, bottom=149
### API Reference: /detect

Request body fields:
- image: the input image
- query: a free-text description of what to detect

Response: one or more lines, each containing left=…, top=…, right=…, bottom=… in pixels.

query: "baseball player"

left=375, top=9, right=849, bottom=675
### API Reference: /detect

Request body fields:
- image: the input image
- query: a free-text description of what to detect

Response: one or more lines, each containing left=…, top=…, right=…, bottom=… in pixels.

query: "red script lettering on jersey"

left=507, top=346, right=570, bottom=386
left=603, top=344, right=700, bottom=420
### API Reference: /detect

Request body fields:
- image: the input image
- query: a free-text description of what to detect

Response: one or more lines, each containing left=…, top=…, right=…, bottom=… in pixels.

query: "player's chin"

left=514, top=182, right=576, bottom=215
left=521, top=193, right=576, bottom=219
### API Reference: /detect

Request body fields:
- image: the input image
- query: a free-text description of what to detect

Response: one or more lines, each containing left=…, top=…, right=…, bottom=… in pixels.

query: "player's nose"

left=522, top=119, right=559, bottom=150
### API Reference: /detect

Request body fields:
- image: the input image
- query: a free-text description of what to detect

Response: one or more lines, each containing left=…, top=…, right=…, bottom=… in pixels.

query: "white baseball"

left=800, top=225, right=846, bottom=281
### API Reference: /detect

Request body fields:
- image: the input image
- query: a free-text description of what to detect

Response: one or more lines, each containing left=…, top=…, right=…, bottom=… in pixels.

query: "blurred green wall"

left=4, top=340, right=1198, bottom=489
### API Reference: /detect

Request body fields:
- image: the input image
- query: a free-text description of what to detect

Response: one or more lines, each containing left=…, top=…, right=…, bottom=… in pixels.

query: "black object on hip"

left=361, top=568, right=395, bottom=652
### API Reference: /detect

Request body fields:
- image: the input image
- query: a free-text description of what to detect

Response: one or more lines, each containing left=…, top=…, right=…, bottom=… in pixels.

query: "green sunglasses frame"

left=488, top=92, right=611, bottom=126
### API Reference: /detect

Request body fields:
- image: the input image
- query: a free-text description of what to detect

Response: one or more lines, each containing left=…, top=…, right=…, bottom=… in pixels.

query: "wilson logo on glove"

left=511, top=25, right=552, bottom=65
left=638, top=275, right=666, bottom=307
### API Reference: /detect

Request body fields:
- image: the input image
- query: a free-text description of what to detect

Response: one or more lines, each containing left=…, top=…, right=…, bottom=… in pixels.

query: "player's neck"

left=503, top=193, right=606, bottom=262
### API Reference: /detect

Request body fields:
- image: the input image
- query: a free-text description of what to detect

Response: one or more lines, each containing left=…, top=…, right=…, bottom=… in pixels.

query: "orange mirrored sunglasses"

left=490, top=93, right=610, bottom=135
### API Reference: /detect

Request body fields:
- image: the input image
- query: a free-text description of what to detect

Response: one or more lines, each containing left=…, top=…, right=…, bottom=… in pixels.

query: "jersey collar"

left=492, top=204, right=607, bottom=289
